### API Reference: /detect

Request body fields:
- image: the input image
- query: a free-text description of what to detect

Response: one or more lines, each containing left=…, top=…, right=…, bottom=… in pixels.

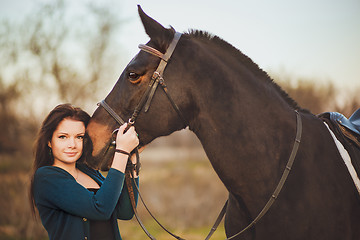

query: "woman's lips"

left=65, top=152, right=77, bottom=157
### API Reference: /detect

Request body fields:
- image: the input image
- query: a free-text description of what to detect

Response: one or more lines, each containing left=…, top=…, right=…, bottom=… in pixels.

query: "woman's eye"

left=58, top=135, right=66, bottom=139
left=77, top=135, right=84, bottom=140
left=128, top=72, right=141, bottom=83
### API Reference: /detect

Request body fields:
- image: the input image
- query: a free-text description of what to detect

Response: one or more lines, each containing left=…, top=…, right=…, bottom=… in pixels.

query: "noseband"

left=98, top=31, right=186, bottom=128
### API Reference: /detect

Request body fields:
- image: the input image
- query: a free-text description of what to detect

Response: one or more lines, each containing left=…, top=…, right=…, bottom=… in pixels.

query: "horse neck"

left=188, top=62, right=298, bottom=208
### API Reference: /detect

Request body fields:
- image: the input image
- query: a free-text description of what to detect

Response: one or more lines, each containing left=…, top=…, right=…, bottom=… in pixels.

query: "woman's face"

left=48, top=118, right=85, bottom=166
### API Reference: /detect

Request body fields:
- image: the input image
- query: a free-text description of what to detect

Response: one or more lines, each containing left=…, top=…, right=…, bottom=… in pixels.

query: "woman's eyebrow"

left=56, top=132, right=69, bottom=135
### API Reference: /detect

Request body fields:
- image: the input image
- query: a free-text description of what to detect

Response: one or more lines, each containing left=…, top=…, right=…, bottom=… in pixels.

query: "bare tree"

left=23, top=0, right=123, bottom=106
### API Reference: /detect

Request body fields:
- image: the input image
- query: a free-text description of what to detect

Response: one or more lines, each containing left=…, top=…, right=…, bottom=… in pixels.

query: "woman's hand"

left=111, top=123, right=139, bottom=173
left=115, top=123, right=139, bottom=153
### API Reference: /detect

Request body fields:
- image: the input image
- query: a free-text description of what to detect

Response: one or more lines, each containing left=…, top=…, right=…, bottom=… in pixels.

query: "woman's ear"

left=48, top=141, right=52, bottom=148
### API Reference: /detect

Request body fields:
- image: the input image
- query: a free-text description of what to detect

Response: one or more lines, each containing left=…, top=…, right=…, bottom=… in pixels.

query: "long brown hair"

left=29, top=103, right=91, bottom=216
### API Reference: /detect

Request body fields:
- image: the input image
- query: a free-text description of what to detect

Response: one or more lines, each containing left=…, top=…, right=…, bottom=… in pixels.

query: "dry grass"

left=0, top=172, right=47, bottom=240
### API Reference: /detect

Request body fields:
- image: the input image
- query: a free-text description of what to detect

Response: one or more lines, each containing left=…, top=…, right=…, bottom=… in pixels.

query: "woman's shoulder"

left=33, top=166, right=75, bottom=195
left=36, top=165, right=69, bottom=176
left=34, top=166, right=73, bottom=181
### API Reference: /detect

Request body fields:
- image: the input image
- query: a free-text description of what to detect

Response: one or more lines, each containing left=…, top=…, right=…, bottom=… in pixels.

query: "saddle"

left=318, top=108, right=360, bottom=177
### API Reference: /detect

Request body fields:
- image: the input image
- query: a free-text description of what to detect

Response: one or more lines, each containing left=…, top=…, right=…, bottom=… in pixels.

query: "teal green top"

left=33, top=163, right=139, bottom=240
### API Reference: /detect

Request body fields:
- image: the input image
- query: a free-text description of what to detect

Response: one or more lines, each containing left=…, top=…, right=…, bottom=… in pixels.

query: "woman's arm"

left=34, top=166, right=125, bottom=221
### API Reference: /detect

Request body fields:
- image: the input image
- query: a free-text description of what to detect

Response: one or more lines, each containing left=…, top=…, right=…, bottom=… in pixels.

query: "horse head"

left=86, top=6, right=194, bottom=170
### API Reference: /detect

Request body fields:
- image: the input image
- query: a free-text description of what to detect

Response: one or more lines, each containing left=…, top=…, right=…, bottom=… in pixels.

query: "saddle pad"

left=324, top=122, right=360, bottom=195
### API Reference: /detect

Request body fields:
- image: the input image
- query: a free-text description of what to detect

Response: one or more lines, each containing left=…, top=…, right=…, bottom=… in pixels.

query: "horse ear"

left=137, top=5, right=174, bottom=44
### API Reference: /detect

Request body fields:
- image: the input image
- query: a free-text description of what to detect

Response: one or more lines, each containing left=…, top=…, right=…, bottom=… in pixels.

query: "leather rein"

left=97, top=31, right=303, bottom=240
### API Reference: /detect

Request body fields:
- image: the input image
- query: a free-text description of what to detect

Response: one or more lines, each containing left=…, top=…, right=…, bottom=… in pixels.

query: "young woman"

left=29, top=103, right=139, bottom=240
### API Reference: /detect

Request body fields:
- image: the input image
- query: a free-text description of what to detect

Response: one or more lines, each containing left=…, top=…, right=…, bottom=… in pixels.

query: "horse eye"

left=128, top=72, right=140, bottom=82
left=129, top=72, right=138, bottom=79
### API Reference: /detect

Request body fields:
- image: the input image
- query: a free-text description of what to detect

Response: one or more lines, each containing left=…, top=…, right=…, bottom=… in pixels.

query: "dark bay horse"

left=86, top=6, right=360, bottom=240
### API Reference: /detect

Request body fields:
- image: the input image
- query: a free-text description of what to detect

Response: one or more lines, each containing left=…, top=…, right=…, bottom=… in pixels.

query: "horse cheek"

left=87, top=121, right=112, bottom=158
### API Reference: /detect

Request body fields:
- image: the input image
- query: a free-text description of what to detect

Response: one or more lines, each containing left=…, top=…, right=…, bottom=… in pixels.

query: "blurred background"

left=0, top=0, right=359, bottom=239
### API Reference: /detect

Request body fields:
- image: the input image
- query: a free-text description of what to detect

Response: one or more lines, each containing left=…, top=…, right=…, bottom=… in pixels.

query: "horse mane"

left=185, top=29, right=307, bottom=113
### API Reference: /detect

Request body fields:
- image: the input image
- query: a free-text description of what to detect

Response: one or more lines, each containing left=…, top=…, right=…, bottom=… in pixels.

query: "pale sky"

left=1, top=0, right=360, bottom=89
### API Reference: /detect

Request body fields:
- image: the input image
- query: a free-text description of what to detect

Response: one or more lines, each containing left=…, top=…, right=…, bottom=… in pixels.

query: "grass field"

left=119, top=219, right=226, bottom=240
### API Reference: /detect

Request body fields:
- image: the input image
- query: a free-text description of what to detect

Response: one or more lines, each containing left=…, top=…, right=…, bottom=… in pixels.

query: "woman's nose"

left=68, top=138, right=76, bottom=148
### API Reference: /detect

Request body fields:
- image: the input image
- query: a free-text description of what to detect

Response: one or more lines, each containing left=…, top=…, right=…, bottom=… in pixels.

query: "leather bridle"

left=97, top=31, right=303, bottom=240
left=98, top=31, right=186, bottom=128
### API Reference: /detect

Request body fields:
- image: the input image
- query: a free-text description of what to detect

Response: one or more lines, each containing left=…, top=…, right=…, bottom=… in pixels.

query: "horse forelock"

left=185, top=29, right=308, bottom=113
